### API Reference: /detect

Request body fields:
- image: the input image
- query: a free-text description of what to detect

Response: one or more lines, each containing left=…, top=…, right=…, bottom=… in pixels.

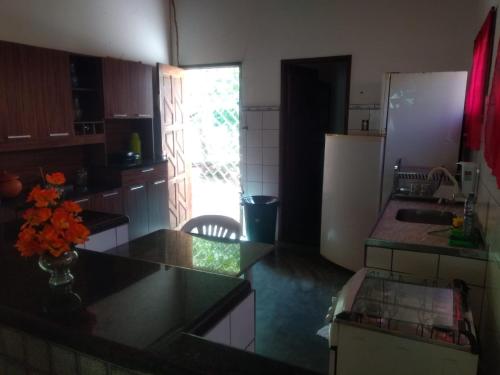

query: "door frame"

left=178, top=62, right=243, bottom=221
left=279, top=55, right=352, bottom=243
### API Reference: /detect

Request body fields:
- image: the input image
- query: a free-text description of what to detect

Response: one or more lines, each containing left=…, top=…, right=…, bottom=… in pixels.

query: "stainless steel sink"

left=395, top=209, right=454, bottom=225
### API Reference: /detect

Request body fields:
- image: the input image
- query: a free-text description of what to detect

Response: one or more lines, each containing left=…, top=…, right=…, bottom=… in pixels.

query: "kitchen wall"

left=474, top=2, right=500, bottom=374
left=176, top=0, right=477, bottom=196
left=175, top=0, right=476, bottom=106
left=0, top=0, right=169, bottom=64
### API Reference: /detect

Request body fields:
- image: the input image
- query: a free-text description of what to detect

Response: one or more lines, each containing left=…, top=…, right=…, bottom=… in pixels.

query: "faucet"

left=427, top=166, right=463, bottom=203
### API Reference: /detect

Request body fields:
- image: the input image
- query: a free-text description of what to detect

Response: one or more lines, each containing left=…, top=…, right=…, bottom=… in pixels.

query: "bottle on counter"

left=463, top=192, right=475, bottom=239
left=130, top=132, right=142, bottom=160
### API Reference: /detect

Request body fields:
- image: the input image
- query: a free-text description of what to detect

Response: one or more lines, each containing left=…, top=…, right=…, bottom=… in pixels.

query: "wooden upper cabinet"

left=0, top=41, right=73, bottom=145
left=102, top=58, right=153, bottom=119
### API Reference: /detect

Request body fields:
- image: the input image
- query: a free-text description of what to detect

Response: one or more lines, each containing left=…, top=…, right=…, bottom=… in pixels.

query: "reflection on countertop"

left=367, top=199, right=487, bottom=260
left=103, top=229, right=274, bottom=277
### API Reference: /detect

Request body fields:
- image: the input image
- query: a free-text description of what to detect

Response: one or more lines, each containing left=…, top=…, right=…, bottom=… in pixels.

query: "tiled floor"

left=250, top=245, right=353, bottom=374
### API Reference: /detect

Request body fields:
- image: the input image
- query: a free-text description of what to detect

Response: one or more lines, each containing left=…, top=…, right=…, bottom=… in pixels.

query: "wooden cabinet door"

left=135, top=63, right=153, bottom=118
left=147, top=178, right=168, bottom=232
left=73, top=196, right=92, bottom=211
left=91, top=189, right=124, bottom=215
left=102, top=58, right=130, bottom=119
left=158, top=64, right=192, bottom=229
left=38, top=48, right=74, bottom=140
left=0, top=42, right=37, bottom=144
left=0, top=42, right=73, bottom=145
left=124, top=184, right=149, bottom=240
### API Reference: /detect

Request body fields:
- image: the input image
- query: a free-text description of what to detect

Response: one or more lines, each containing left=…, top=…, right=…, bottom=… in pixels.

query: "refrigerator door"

left=380, top=72, right=468, bottom=207
left=320, top=135, right=384, bottom=271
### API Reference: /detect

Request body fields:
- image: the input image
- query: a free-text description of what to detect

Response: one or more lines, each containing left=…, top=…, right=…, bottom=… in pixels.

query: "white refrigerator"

left=320, top=72, right=467, bottom=272
left=320, top=134, right=384, bottom=271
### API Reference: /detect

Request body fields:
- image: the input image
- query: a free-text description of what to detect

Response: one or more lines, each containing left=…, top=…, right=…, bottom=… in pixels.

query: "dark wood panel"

left=91, top=188, right=124, bottom=215
left=102, top=58, right=130, bottom=118
left=147, top=178, right=168, bottom=232
left=124, top=184, right=149, bottom=240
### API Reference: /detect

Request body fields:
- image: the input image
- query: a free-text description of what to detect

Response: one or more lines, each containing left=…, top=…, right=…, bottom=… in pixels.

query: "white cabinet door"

left=438, top=256, right=486, bottom=287
left=230, top=292, right=255, bottom=350
left=204, top=315, right=230, bottom=346
left=84, top=229, right=116, bottom=252
left=365, top=247, right=391, bottom=270
left=392, top=250, right=438, bottom=279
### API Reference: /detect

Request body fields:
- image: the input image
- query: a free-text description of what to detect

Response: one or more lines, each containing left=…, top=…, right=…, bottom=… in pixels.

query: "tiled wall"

left=0, top=324, right=151, bottom=375
left=240, top=109, right=280, bottom=198
left=475, top=152, right=500, bottom=374
left=347, top=105, right=381, bottom=132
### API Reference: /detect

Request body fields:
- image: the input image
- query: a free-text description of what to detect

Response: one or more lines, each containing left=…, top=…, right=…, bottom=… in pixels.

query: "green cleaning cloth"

left=448, top=228, right=479, bottom=248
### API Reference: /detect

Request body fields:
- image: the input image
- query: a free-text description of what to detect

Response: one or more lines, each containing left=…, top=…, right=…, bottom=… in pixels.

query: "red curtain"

left=485, top=37, right=500, bottom=188
left=464, top=8, right=495, bottom=150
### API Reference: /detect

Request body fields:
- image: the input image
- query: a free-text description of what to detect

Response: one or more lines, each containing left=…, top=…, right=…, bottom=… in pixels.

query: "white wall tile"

left=263, top=147, right=279, bottom=166
left=240, top=146, right=247, bottom=164
left=240, top=163, right=247, bottom=181
left=262, top=130, right=279, bottom=148
left=246, top=147, right=262, bottom=165
left=263, top=182, right=279, bottom=197
left=246, top=182, right=263, bottom=195
left=246, top=129, right=262, bottom=147
left=240, top=130, right=247, bottom=147
left=246, top=111, right=262, bottom=130
left=247, top=165, right=262, bottom=182
left=263, top=111, right=279, bottom=129
left=263, top=165, right=279, bottom=183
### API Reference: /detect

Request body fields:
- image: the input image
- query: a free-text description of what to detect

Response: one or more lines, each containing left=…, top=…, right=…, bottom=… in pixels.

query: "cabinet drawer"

left=438, top=256, right=486, bottom=287
left=121, top=165, right=167, bottom=186
left=392, top=250, right=438, bottom=279
left=365, top=247, right=391, bottom=270
left=204, top=315, right=230, bottom=346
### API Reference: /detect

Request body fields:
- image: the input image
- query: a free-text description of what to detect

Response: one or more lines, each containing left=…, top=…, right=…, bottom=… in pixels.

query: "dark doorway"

left=279, top=56, right=351, bottom=247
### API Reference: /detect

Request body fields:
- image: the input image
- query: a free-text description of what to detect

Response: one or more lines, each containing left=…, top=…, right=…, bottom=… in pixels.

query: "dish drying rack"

left=392, top=159, right=454, bottom=199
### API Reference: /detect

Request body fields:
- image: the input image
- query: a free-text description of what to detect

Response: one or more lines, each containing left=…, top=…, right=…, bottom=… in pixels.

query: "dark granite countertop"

left=104, top=229, right=274, bottom=277
left=367, top=199, right=488, bottom=261
left=105, top=159, right=168, bottom=171
left=0, top=223, right=318, bottom=375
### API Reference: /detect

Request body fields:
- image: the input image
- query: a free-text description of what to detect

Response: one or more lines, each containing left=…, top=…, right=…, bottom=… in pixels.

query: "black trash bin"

left=241, top=195, right=279, bottom=244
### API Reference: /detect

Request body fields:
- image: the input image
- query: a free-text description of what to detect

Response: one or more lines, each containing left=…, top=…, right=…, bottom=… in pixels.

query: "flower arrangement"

left=15, top=172, right=90, bottom=258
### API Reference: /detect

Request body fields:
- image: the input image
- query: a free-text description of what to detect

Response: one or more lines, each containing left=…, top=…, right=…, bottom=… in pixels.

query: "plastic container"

left=241, top=195, right=279, bottom=244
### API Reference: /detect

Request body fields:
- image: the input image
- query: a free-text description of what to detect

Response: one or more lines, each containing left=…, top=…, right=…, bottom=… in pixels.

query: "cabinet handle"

left=49, top=132, right=69, bottom=137
left=141, top=168, right=154, bottom=173
left=7, top=134, right=31, bottom=139
left=102, top=192, right=118, bottom=198
left=130, top=185, right=144, bottom=191
left=136, top=114, right=151, bottom=118
left=74, top=198, right=89, bottom=204
left=154, top=179, right=166, bottom=185
left=112, top=114, right=128, bottom=118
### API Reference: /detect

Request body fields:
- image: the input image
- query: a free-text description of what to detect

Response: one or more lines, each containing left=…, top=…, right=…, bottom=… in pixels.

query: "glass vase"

left=38, top=249, right=79, bottom=288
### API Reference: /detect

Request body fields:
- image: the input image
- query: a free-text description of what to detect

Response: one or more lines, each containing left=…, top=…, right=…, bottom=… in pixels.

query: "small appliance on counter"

left=326, top=268, right=478, bottom=375
left=108, top=151, right=142, bottom=167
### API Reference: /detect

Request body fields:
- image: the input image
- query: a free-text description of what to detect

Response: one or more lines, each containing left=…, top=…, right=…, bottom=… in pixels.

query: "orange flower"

left=16, top=171, right=90, bottom=258
left=27, top=186, right=60, bottom=208
left=65, top=222, right=90, bottom=244
left=22, top=207, right=52, bottom=226
left=61, top=200, right=82, bottom=214
left=15, top=227, right=43, bottom=257
left=45, top=172, right=66, bottom=186
left=51, top=208, right=76, bottom=230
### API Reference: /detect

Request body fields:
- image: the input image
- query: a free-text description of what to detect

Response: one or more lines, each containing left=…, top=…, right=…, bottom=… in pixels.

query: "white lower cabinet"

left=392, top=250, right=439, bottom=279
left=365, top=247, right=391, bottom=269
left=204, top=291, right=255, bottom=352
left=77, top=224, right=129, bottom=252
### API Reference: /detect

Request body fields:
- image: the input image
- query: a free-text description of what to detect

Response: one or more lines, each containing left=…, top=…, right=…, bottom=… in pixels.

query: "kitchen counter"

left=0, top=223, right=317, bottom=375
left=367, top=198, right=488, bottom=261
left=104, top=229, right=274, bottom=277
